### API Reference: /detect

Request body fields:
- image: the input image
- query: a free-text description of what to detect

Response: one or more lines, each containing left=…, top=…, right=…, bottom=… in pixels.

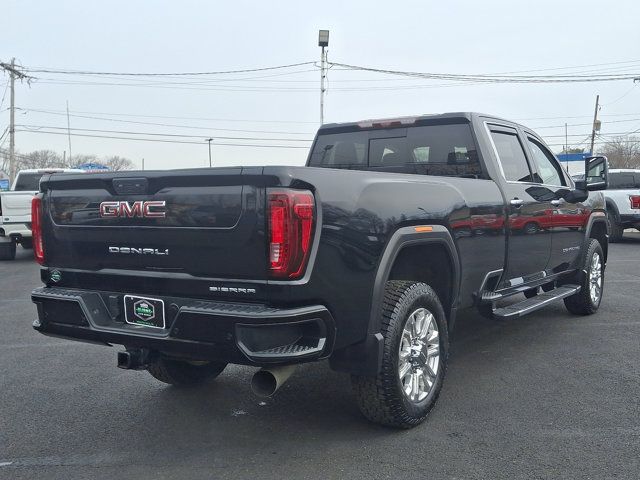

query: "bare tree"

left=71, top=154, right=98, bottom=166
left=17, top=150, right=65, bottom=170
left=600, top=136, right=640, bottom=169
left=103, top=155, right=134, bottom=171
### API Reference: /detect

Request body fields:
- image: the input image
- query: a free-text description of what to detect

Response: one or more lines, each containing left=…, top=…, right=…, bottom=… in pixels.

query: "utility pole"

left=0, top=58, right=31, bottom=182
left=142, top=157, right=145, bottom=171
left=66, top=100, right=72, bottom=164
left=205, top=138, right=213, bottom=167
left=9, top=58, right=15, bottom=181
left=318, top=30, right=329, bottom=125
left=589, top=94, right=600, bottom=156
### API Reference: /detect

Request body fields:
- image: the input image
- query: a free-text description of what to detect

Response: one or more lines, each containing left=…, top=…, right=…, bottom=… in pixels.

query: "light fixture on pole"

left=318, top=30, right=329, bottom=125
left=205, top=138, right=213, bottom=167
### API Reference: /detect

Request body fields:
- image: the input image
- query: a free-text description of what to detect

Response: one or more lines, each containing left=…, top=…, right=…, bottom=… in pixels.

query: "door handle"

left=510, top=198, right=524, bottom=208
left=550, top=199, right=561, bottom=206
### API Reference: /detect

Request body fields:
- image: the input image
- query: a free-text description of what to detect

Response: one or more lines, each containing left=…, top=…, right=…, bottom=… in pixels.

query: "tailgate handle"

left=113, top=178, right=149, bottom=195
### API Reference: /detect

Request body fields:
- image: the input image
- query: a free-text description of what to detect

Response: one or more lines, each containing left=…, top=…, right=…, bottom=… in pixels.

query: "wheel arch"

left=605, top=198, right=620, bottom=221
left=584, top=212, right=608, bottom=264
left=369, top=225, right=460, bottom=333
left=329, top=225, right=460, bottom=377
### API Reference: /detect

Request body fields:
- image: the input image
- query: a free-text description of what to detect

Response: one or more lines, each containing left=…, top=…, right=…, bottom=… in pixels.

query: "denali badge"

left=99, top=200, right=166, bottom=218
left=109, top=246, right=169, bottom=255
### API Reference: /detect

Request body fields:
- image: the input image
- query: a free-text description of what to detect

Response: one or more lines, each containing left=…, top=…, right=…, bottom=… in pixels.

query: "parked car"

left=30, top=113, right=609, bottom=428
left=0, top=168, right=84, bottom=260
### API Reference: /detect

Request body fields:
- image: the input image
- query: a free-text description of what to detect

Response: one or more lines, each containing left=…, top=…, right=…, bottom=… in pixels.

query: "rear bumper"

left=32, top=287, right=335, bottom=366
left=619, top=213, right=640, bottom=227
left=0, top=222, right=32, bottom=241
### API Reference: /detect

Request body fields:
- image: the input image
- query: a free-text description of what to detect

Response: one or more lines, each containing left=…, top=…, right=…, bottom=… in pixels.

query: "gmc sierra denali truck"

left=31, top=113, right=609, bottom=428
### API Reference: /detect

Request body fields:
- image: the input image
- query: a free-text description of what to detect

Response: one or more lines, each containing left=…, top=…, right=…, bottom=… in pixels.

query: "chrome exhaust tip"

left=250, top=365, right=297, bottom=397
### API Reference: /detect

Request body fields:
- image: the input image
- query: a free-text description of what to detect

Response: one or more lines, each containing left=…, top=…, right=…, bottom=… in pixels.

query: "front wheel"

left=147, top=355, right=227, bottom=386
left=564, top=239, right=604, bottom=315
left=351, top=281, right=449, bottom=428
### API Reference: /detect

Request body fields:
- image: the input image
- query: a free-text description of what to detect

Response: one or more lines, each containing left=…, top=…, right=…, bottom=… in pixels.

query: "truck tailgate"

left=1, top=190, right=37, bottom=223
left=40, top=168, right=267, bottom=279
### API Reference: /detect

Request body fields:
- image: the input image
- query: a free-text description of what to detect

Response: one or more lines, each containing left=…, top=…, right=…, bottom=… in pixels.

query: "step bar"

left=492, top=285, right=581, bottom=319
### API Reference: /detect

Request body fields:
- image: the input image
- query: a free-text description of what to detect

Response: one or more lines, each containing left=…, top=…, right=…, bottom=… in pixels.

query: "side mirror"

left=580, top=155, right=608, bottom=191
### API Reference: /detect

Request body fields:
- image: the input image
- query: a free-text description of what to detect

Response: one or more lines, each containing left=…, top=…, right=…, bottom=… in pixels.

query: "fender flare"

left=329, top=225, right=461, bottom=376
left=368, top=225, right=461, bottom=335
left=582, top=211, right=608, bottom=260
left=604, top=199, right=620, bottom=221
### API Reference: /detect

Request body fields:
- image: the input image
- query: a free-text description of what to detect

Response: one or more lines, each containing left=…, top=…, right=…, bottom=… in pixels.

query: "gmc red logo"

left=99, top=200, right=166, bottom=218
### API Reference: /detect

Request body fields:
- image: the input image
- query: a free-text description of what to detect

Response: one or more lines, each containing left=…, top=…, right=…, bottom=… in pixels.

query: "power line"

left=17, top=108, right=315, bottom=134
left=0, top=78, right=9, bottom=111
left=528, top=118, right=640, bottom=129
left=329, top=61, right=640, bottom=83
left=17, top=124, right=313, bottom=142
left=16, top=106, right=318, bottom=125
left=22, top=61, right=316, bottom=76
left=15, top=128, right=310, bottom=148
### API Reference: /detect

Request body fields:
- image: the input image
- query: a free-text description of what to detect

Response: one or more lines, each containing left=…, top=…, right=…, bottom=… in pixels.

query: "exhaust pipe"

left=251, top=365, right=297, bottom=397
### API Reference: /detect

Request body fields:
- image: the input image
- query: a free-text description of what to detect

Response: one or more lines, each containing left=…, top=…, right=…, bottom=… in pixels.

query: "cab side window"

left=527, top=138, right=565, bottom=186
left=490, top=130, right=532, bottom=182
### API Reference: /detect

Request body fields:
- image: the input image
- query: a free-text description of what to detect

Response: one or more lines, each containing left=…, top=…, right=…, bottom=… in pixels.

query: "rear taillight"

left=630, top=195, right=640, bottom=210
left=31, top=195, right=45, bottom=265
left=268, top=189, right=315, bottom=279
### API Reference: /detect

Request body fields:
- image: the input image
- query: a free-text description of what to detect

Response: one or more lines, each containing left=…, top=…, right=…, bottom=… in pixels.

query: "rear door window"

left=608, top=172, right=640, bottom=189
left=489, top=130, right=533, bottom=182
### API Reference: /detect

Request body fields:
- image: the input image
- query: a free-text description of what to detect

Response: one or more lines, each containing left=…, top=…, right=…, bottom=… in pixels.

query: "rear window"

left=13, top=173, right=45, bottom=191
left=608, top=172, right=640, bottom=189
left=308, top=123, right=483, bottom=178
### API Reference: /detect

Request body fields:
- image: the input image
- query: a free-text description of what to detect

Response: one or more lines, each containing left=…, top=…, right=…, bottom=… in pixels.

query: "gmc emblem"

left=99, top=200, right=167, bottom=218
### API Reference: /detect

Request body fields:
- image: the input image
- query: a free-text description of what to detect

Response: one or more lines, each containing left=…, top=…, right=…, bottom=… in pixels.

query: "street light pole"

left=205, top=138, right=213, bottom=167
left=318, top=30, right=329, bottom=126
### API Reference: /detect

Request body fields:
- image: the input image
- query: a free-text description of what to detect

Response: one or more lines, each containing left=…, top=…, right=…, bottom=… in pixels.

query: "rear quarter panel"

left=265, top=166, right=506, bottom=349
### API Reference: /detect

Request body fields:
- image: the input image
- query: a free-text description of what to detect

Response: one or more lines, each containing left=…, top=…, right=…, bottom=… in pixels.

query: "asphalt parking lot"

left=1, top=235, right=639, bottom=480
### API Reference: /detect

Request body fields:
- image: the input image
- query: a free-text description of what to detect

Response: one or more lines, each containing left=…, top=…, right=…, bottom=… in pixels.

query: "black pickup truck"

left=31, top=112, right=609, bottom=428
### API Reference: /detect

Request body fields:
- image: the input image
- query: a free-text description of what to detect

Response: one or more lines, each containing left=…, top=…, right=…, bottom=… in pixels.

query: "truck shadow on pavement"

left=113, top=300, right=582, bottom=446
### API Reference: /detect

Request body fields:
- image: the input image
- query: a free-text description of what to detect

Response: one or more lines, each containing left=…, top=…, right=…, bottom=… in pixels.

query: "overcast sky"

left=2, top=0, right=640, bottom=170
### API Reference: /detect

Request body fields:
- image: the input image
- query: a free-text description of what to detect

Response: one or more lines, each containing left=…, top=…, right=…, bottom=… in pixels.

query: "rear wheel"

left=21, top=238, right=33, bottom=250
left=0, top=241, right=16, bottom=261
left=351, top=281, right=448, bottom=428
left=147, top=355, right=227, bottom=386
left=607, top=211, right=623, bottom=243
left=564, top=239, right=604, bottom=315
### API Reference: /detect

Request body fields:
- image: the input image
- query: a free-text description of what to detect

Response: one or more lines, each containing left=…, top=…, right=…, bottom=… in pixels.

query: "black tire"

left=523, top=288, right=538, bottom=299
left=523, top=222, right=539, bottom=235
left=351, top=281, right=449, bottom=428
left=607, top=211, right=623, bottom=243
left=21, top=238, right=33, bottom=249
left=564, top=239, right=604, bottom=315
left=0, top=241, right=16, bottom=261
left=147, top=355, right=227, bottom=386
